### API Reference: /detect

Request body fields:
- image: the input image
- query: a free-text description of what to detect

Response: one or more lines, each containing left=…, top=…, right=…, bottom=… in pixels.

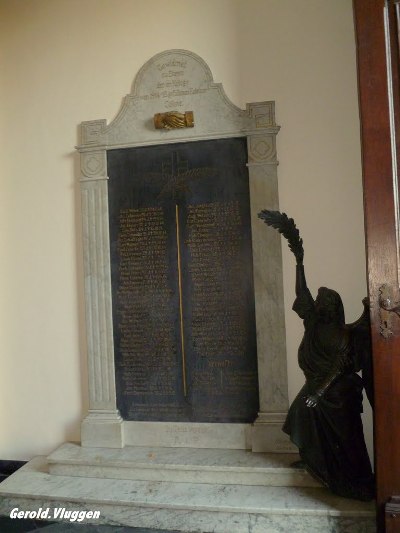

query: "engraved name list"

left=107, top=138, right=259, bottom=422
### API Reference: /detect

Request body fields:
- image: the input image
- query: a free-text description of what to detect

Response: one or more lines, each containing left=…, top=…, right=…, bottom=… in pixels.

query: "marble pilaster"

left=80, top=151, right=123, bottom=447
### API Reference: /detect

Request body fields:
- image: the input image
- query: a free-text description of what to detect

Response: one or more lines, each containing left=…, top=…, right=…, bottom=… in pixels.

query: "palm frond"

left=258, top=210, right=304, bottom=263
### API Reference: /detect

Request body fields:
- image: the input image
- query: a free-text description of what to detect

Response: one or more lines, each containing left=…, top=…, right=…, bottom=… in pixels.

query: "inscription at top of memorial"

left=138, top=57, right=207, bottom=109
left=108, top=138, right=258, bottom=422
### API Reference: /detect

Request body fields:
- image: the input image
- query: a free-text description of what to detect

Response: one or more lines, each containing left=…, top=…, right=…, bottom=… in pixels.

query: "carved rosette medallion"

left=248, top=134, right=277, bottom=164
left=81, top=150, right=107, bottom=179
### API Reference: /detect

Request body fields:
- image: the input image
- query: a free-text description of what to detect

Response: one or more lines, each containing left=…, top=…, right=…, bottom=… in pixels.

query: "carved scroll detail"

left=247, top=101, right=276, bottom=128
left=81, top=119, right=107, bottom=144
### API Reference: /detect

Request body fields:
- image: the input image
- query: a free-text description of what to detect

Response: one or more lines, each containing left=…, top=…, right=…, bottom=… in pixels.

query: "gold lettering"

left=117, top=207, right=178, bottom=398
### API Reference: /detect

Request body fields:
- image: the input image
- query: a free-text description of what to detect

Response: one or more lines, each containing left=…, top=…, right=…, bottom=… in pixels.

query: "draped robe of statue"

left=283, top=264, right=374, bottom=501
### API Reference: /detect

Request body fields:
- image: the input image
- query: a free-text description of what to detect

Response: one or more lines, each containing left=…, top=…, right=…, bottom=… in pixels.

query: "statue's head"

left=316, top=287, right=345, bottom=324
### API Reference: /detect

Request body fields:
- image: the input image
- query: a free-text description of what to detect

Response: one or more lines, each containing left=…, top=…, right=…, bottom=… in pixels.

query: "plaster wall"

left=0, top=0, right=371, bottom=460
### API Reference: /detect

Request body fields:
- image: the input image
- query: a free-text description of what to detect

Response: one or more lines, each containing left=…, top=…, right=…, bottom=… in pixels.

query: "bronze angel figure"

left=259, top=210, right=374, bottom=501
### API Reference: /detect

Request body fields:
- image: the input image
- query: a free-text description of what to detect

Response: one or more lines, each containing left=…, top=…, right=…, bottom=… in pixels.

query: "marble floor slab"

left=49, top=443, right=299, bottom=469
left=0, top=516, right=179, bottom=532
left=0, top=456, right=376, bottom=533
left=47, top=443, right=319, bottom=487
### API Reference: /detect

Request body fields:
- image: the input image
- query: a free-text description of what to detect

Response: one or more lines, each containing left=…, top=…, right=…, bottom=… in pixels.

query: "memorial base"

left=251, top=412, right=297, bottom=453
left=0, top=445, right=376, bottom=533
left=81, top=411, right=124, bottom=448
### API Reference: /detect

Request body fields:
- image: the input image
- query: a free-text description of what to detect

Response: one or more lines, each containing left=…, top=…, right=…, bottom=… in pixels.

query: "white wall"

left=0, top=0, right=371, bottom=460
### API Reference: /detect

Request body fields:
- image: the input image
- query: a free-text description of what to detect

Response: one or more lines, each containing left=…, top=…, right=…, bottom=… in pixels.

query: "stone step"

left=0, top=457, right=376, bottom=533
left=47, top=443, right=320, bottom=488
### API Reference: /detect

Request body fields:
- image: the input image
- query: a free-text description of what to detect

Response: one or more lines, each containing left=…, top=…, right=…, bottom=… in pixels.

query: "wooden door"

left=353, top=0, right=400, bottom=530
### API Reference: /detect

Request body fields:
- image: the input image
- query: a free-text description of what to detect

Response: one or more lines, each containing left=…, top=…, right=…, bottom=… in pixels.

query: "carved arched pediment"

left=79, top=49, right=278, bottom=151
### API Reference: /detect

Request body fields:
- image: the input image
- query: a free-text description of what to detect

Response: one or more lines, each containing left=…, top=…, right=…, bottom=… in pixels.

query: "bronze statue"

left=259, top=210, right=374, bottom=501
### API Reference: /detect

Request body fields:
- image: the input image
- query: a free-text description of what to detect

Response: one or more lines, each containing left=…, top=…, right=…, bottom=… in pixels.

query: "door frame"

left=353, top=0, right=400, bottom=529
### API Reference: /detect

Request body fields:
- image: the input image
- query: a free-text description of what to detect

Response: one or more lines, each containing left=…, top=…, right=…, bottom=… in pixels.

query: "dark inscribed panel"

left=108, top=138, right=259, bottom=422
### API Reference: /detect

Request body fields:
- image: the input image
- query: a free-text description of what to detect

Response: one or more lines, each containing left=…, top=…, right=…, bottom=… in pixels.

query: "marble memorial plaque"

left=108, top=137, right=259, bottom=422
